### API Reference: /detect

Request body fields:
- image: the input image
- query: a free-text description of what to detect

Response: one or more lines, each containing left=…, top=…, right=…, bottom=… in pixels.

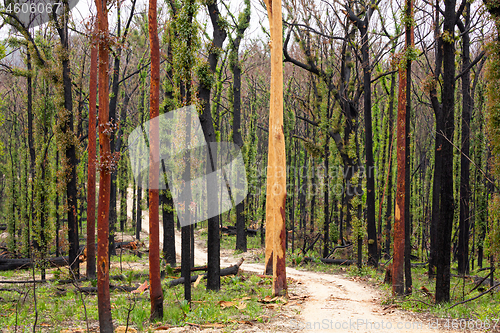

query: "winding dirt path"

left=239, top=263, right=454, bottom=333
left=127, top=190, right=468, bottom=332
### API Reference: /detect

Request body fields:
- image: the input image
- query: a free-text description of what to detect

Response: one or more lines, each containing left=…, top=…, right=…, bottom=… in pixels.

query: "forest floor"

left=180, top=233, right=483, bottom=332
left=0, top=196, right=493, bottom=332
left=132, top=183, right=485, bottom=333
left=138, top=223, right=477, bottom=333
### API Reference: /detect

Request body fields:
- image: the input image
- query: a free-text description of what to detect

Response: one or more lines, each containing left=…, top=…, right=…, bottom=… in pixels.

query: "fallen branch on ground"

left=450, top=273, right=499, bottom=288
left=448, top=282, right=500, bottom=310
left=411, top=262, right=428, bottom=267
left=0, top=277, right=88, bottom=284
left=0, top=288, right=27, bottom=295
left=166, top=258, right=244, bottom=287
left=0, top=257, right=70, bottom=271
left=115, top=241, right=142, bottom=250
left=220, top=226, right=258, bottom=236
left=326, top=244, right=353, bottom=259
left=0, top=279, right=46, bottom=284
left=173, top=265, right=208, bottom=273
left=110, top=273, right=149, bottom=281
left=468, top=270, right=494, bottom=295
left=56, top=284, right=141, bottom=295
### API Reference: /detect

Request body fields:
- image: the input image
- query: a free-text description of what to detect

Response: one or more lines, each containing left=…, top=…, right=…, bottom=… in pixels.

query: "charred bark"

left=457, top=4, right=471, bottom=275
left=196, top=0, right=227, bottom=291
left=86, top=24, right=98, bottom=280
left=230, top=1, right=250, bottom=254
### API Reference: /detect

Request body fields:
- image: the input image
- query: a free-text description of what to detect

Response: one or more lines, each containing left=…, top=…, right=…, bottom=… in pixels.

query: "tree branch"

left=283, top=20, right=345, bottom=41
left=455, top=50, right=486, bottom=80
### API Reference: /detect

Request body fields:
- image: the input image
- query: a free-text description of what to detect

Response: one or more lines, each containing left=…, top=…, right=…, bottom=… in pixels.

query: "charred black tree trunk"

left=108, top=5, right=122, bottom=257
left=55, top=13, right=79, bottom=277
left=117, top=92, right=130, bottom=233
left=323, top=141, right=330, bottom=258
left=385, top=72, right=396, bottom=256
left=457, top=4, right=471, bottom=275
left=161, top=41, right=176, bottom=267
left=107, top=0, right=136, bottom=253
left=434, top=0, right=456, bottom=303
left=161, top=177, right=176, bottom=266
left=135, top=84, right=146, bottom=241
left=231, top=7, right=250, bottom=253
left=135, top=177, right=142, bottom=240
left=108, top=55, right=119, bottom=256
left=197, top=1, right=227, bottom=291
left=362, top=28, right=377, bottom=267
left=428, top=1, right=442, bottom=278
left=404, top=20, right=413, bottom=295
left=55, top=151, right=60, bottom=257
left=345, top=0, right=378, bottom=268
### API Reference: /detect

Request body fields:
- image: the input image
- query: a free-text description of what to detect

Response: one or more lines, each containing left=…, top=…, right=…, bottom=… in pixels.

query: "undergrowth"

left=0, top=257, right=274, bottom=332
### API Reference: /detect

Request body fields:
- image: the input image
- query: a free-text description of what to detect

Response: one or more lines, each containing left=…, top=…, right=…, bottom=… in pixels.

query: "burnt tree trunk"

left=148, top=0, right=164, bottom=319
left=385, top=72, right=396, bottom=256
left=107, top=6, right=121, bottom=257
left=323, top=141, right=330, bottom=258
left=197, top=0, right=227, bottom=291
left=428, top=0, right=442, bottom=278
left=457, top=4, right=471, bottom=275
left=57, top=6, right=80, bottom=278
left=86, top=24, right=98, bottom=279
left=394, top=66, right=407, bottom=296
left=360, top=23, right=377, bottom=268
left=95, top=0, right=114, bottom=329
left=161, top=37, right=176, bottom=267
left=231, top=4, right=250, bottom=253
left=433, top=0, right=457, bottom=303
left=404, top=8, right=413, bottom=295
left=394, top=0, right=413, bottom=295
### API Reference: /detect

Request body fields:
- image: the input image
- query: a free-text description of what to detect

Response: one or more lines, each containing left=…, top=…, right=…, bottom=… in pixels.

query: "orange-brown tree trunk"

left=263, top=0, right=287, bottom=297
left=394, top=0, right=413, bottom=297
left=86, top=21, right=98, bottom=280
left=148, top=0, right=163, bottom=320
left=95, top=0, right=113, bottom=330
left=393, top=66, right=406, bottom=296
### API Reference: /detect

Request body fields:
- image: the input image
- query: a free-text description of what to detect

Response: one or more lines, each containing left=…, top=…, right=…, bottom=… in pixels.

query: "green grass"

left=0, top=270, right=16, bottom=278
left=114, top=253, right=142, bottom=263
left=392, top=266, right=500, bottom=322
left=198, top=229, right=262, bottom=252
left=0, top=254, right=275, bottom=332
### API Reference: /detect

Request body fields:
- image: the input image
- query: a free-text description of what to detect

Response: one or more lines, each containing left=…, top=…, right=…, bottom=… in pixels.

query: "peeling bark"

left=148, top=0, right=164, bottom=320
left=264, top=0, right=287, bottom=297
left=95, top=0, right=113, bottom=329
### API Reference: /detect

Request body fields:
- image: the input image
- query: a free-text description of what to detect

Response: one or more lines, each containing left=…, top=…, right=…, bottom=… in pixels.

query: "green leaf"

left=0, top=43, right=5, bottom=60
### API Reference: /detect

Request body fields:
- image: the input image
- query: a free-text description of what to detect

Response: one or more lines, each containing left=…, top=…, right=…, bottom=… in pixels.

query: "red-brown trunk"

left=394, top=0, right=414, bottom=296
left=95, top=0, right=113, bottom=330
left=393, top=66, right=406, bottom=296
left=148, top=0, right=163, bottom=320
